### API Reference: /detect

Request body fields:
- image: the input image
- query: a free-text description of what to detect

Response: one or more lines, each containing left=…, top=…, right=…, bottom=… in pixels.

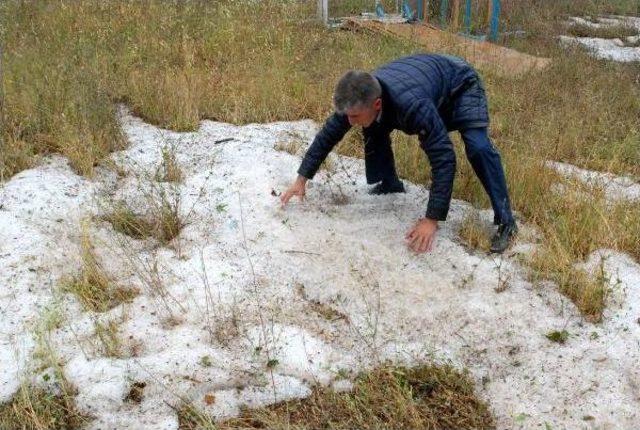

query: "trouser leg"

left=460, top=127, right=514, bottom=225
left=363, top=125, right=398, bottom=185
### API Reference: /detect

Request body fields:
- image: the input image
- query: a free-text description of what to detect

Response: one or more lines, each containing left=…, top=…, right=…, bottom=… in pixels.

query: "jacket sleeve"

left=408, top=99, right=456, bottom=221
left=297, top=112, right=351, bottom=179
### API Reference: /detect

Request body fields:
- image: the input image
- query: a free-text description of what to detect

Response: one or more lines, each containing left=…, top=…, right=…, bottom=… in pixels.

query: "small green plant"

left=199, top=355, right=213, bottom=367
left=514, top=412, right=531, bottom=424
left=545, top=330, right=570, bottom=344
left=266, top=358, right=279, bottom=369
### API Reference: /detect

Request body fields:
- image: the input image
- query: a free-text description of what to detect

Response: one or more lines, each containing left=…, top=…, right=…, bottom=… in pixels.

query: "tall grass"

left=1, top=0, right=638, bottom=319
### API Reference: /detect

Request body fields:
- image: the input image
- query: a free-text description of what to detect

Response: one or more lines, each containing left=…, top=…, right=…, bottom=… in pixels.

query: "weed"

left=458, top=211, right=491, bottom=252
left=62, top=225, right=138, bottom=312
left=156, top=145, right=183, bottom=183
left=265, top=359, right=279, bottom=369
left=102, top=202, right=154, bottom=240
left=93, top=320, right=122, bottom=358
left=103, top=190, right=184, bottom=246
left=199, top=356, right=213, bottom=368
left=124, top=382, right=146, bottom=404
left=545, top=330, right=570, bottom=344
left=0, top=384, right=87, bottom=430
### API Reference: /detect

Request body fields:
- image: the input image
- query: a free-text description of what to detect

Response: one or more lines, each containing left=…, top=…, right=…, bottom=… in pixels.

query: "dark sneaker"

left=368, top=179, right=406, bottom=195
left=490, top=222, right=518, bottom=253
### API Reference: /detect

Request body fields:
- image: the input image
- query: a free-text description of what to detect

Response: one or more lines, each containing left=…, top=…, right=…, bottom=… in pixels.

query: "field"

left=1, top=1, right=639, bottom=429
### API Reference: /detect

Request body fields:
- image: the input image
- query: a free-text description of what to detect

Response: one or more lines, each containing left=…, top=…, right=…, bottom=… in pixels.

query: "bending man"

left=281, top=53, right=517, bottom=254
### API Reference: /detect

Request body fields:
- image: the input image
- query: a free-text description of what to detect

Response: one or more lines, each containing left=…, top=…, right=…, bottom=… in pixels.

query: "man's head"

left=333, top=70, right=382, bottom=127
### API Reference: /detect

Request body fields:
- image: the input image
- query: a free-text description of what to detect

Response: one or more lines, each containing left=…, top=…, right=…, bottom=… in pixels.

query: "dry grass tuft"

left=565, top=23, right=638, bottom=39
left=458, top=211, right=492, bottom=252
left=103, top=192, right=184, bottom=245
left=178, top=364, right=494, bottom=430
left=103, top=202, right=155, bottom=240
left=154, top=191, right=184, bottom=245
left=156, top=145, right=184, bottom=183
left=1, top=323, right=88, bottom=430
left=0, top=383, right=87, bottom=430
left=93, top=320, right=122, bottom=358
left=274, top=131, right=306, bottom=157
left=62, top=226, right=138, bottom=312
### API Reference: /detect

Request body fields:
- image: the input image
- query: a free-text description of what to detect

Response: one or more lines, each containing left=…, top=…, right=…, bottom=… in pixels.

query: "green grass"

left=545, top=330, right=570, bottom=344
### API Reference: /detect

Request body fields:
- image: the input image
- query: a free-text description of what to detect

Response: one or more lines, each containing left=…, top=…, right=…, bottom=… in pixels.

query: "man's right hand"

left=280, top=175, right=308, bottom=207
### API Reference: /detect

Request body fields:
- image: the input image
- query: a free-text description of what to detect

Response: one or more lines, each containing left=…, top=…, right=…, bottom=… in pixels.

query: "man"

left=280, top=53, right=517, bottom=253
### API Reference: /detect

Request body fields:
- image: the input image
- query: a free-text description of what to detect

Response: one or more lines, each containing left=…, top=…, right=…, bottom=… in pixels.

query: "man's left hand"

left=405, top=218, right=438, bottom=253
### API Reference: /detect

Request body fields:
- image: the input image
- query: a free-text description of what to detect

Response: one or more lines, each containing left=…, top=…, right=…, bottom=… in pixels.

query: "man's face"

left=345, top=98, right=382, bottom=128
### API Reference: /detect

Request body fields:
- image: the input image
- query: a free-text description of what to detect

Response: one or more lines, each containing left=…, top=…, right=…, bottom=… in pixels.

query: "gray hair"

left=333, top=70, right=382, bottom=114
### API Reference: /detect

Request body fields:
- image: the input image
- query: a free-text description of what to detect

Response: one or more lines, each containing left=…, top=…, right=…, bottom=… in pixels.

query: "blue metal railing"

left=412, top=0, right=502, bottom=41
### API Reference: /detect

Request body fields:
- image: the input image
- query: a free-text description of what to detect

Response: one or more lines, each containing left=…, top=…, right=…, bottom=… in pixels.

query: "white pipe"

left=318, top=0, right=328, bottom=24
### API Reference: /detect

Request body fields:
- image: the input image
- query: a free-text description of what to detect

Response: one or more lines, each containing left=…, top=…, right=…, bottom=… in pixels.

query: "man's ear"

left=373, top=98, right=382, bottom=111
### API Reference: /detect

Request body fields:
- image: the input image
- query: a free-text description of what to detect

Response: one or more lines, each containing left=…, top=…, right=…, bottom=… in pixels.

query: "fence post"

left=489, top=0, right=500, bottom=41
left=452, top=0, right=460, bottom=31
left=440, top=0, right=448, bottom=27
left=464, top=0, right=472, bottom=33
left=317, top=0, right=328, bottom=24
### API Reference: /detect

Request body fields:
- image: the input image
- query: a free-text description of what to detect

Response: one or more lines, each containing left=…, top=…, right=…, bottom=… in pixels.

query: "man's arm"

left=409, top=99, right=456, bottom=221
left=297, top=112, right=351, bottom=179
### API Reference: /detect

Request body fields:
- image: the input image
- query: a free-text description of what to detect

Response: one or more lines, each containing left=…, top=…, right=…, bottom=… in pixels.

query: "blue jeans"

left=460, top=127, right=514, bottom=225
left=364, top=126, right=514, bottom=225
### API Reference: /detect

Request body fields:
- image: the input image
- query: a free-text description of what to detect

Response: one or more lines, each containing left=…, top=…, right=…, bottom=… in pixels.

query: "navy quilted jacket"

left=297, top=53, right=490, bottom=221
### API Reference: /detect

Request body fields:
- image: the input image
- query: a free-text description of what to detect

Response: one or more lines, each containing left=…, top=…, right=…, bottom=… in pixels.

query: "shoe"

left=368, top=179, right=406, bottom=195
left=490, top=222, right=518, bottom=253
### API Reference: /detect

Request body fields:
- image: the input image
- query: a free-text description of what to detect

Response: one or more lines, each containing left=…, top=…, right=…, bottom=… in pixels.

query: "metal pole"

left=440, top=0, right=448, bottom=28
left=464, top=0, right=472, bottom=33
left=489, top=0, right=500, bottom=41
left=317, top=0, right=328, bottom=24
left=452, top=0, right=460, bottom=32
left=486, top=0, right=492, bottom=27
